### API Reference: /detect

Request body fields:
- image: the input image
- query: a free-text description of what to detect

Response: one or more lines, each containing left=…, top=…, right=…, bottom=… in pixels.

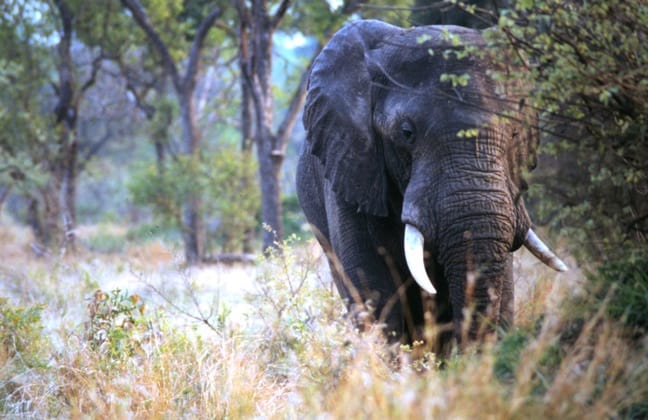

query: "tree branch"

left=53, top=0, right=74, bottom=126
left=79, top=53, right=107, bottom=94
left=215, top=21, right=238, bottom=38
left=275, top=45, right=323, bottom=150
left=0, top=185, right=13, bottom=214
left=114, top=55, right=158, bottom=118
left=271, top=0, right=291, bottom=29
left=77, top=126, right=114, bottom=173
left=626, top=213, right=648, bottom=233
left=184, top=7, right=223, bottom=92
left=120, top=0, right=181, bottom=90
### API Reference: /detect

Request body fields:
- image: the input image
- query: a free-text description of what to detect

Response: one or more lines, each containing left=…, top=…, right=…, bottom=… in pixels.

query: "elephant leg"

left=298, top=152, right=408, bottom=338
left=323, top=189, right=409, bottom=340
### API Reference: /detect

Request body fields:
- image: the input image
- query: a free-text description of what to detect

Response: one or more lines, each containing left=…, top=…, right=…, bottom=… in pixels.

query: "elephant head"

left=297, top=20, right=566, bottom=347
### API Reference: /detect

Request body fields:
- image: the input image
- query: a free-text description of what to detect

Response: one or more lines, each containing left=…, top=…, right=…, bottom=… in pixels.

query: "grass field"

left=0, top=222, right=646, bottom=418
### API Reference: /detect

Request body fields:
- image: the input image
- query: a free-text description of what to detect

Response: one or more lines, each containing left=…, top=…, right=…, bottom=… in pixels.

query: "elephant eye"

left=401, top=120, right=415, bottom=143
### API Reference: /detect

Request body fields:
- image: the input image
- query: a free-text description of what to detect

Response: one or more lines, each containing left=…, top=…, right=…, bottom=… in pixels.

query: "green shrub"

left=0, top=298, right=47, bottom=369
left=204, top=147, right=260, bottom=253
left=85, top=289, right=156, bottom=366
left=493, top=328, right=529, bottom=382
left=128, top=156, right=198, bottom=228
left=126, top=222, right=181, bottom=244
left=282, top=194, right=309, bottom=240
left=83, top=228, right=128, bottom=254
left=589, top=250, right=648, bottom=335
left=128, top=145, right=260, bottom=254
left=484, top=0, right=647, bottom=262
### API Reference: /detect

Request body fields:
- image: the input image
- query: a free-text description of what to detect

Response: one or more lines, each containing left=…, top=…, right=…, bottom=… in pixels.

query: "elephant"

left=296, top=20, right=567, bottom=350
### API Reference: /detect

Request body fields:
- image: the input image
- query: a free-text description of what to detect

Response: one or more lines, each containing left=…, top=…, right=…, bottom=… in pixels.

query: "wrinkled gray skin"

left=297, top=20, right=540, bottom=349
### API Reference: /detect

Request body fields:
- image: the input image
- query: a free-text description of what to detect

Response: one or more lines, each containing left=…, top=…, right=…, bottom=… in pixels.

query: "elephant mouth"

left=403, top=224, right=568, bottom=295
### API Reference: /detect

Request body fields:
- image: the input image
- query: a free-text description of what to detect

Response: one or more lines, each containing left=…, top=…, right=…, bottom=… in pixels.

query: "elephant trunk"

left=402, top=131, right=530, bottom=339
left=438, top=229, right=512, bottom=340
left=436, top=186, right=520, bottom=338
left=401, top=131, right=567, bottom=339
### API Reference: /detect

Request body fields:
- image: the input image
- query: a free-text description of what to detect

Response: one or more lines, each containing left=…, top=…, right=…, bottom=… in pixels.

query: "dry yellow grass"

left=0, top=222, right=645, bottom=418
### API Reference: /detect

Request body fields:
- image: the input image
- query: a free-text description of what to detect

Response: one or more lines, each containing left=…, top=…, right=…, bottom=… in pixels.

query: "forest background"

left=1, top=0, right=645, bottom=266
left=0, top=0, right=646, bottom=417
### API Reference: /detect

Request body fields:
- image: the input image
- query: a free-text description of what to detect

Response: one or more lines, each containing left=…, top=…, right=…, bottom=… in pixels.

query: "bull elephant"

left=296, top=20, right=567, bottom=349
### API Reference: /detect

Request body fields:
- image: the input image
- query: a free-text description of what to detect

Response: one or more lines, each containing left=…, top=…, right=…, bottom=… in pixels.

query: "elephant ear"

left=303, top=20, right=393, bottom=217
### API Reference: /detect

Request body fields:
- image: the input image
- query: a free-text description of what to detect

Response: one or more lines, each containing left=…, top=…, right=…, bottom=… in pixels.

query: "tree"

left=483, top=0, right=647, bottom=261
left=120, top=0, right=224, bottom=264
left=234, top=0, right=367, bottom=251
left=410, top=0, right=504, bottom=27
left=0, top=0, right=124, bottom=251
left=0, top=2, right=49, bottom=214
left=406, top=0, right=646, bottom=261
left=233, top=0, right=302, bottom=251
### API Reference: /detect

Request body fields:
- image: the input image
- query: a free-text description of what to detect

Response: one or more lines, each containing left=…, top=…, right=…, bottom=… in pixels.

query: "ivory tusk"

left=523, top=229, right=568, bottom=272
left=404, top=224, right=437, bottom=294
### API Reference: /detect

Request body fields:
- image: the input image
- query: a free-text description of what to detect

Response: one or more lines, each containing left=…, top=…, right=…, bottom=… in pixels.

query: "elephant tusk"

left=404, top=224, right=437, bottom=294
left=523, top=229, right=569, bottom=272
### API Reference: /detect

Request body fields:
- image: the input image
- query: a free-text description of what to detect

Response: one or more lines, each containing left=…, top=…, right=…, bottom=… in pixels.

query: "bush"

left=126, top=222, right=181, bottom=244
left=483, top=0, right=647, bottom=262
left=0, top=298, right=47, bottom=370
left=85, top=289, right=156, bottom=366
left=588, top=250, right=648, bottom=335
left=204, top=147, right=260, bottom=253
left=83, top=226, right=128, bottom=254
left=282, top=194, right=309, bottom=240
left=128, top=144, right=260, bottom=254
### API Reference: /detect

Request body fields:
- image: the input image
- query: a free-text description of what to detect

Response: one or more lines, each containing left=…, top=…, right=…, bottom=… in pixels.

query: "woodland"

left=0, top=1, right=646, bottom=418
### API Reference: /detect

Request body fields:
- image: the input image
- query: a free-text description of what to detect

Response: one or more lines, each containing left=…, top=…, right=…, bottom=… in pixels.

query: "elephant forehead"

left=369, top=52, right=493, bottom=101
left=373, top=80, right=498, bottom=130
left=380, top=24, right=483, bottom=49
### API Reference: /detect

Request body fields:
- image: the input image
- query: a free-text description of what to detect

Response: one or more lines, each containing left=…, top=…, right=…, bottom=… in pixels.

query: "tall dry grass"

left=0, top=222, right=645, bottom=418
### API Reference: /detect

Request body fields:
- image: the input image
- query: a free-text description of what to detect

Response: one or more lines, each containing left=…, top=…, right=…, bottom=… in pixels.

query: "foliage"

left=128, top=145, right=260, bottom=254
left=483, top=0, right=647, bottom=261
left=0, top=298, right=50, bottom=415
left=0, top=233, right=646, bottom=418
left=493, top=327, right=529, bottom=382
left=0, top=298, right=47, bottom=370
left=282, top=194, right=309, bottom=239
left=0, top=8, right=54, bottom=195
left=129, top=155, right=199, bottom=227
left=245, top=235, right=350, bottom=379
left=82, top=225, right=129, bottom=254
left=411, top=0, right=502, bottom=27
left=284, top=0, right=357, bottom=41
left=73, top=0, right=138, bottom=57
left=587, top=249, right=648, bottom=335
left=85, top=288, right=152, bottom=365
left=204, top=147, right=260, bottom=253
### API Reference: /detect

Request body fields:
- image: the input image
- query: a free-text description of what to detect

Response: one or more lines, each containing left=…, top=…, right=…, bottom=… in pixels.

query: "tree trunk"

left=154, top=139, right=166, bottom=175
left=61, top=133, right=78, bottom=252
left=0, top=186, right=12, bottom=214
left=27, top=198, right=46, bottom=247
left=240, top=76, right=256, bottom=253
left=41, top=171, right=64, bottom=248
left=237, top=0, right=281, bottom=251
left=178, top=90, right=203, bottom=264
left=121, top=0, right=221, bottom=264
left=235, top=0, right=328, bottom=251
left=27, top=0, right=76, bottom=252
left=257, top=131, right=284, bottom=251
